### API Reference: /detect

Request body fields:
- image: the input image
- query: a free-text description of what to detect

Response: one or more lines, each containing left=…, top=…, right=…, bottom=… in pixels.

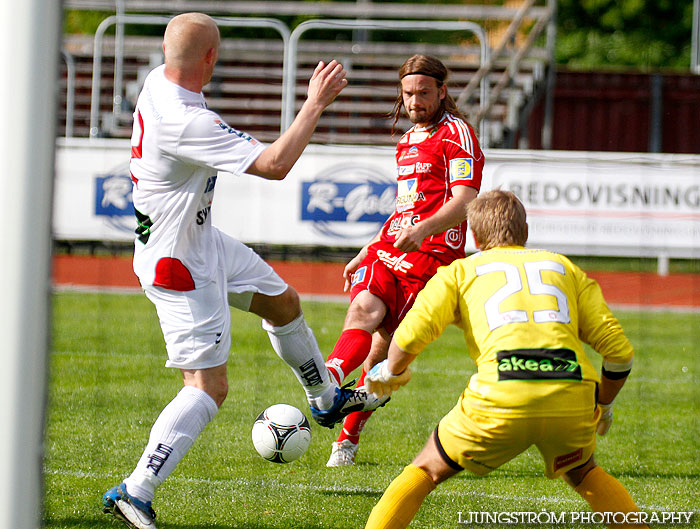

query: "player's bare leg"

left=249, top=285, right=303, bottom=326
left=181, top=364, right=228, bottom=406
left=564, top=456, right=650, bottom=529
left=365, top=431, right=459, bottom=529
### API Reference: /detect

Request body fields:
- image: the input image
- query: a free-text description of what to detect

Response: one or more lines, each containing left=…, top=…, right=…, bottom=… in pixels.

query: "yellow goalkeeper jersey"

left=393, top=246, right=634, bottom=418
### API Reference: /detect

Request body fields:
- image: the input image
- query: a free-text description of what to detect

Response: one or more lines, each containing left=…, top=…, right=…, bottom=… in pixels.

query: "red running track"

left=52, top=255, right=699, bottom=310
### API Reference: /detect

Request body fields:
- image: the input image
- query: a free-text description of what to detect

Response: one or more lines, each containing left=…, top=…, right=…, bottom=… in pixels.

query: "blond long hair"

left=390, top=54, right=467, bottom=134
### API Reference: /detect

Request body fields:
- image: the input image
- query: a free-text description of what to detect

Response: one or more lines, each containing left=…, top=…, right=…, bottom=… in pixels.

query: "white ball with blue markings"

left=252, top=404, right=311, bottom=463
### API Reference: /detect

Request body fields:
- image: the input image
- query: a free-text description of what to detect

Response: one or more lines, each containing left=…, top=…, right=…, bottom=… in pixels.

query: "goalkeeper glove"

left=596, top=402, right=614, bottom=436
left=365, top=360, right=411, bottom=399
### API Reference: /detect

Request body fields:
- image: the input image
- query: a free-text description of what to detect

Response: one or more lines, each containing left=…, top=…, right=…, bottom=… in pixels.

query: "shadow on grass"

left=354, top=461, right=379, bottom=468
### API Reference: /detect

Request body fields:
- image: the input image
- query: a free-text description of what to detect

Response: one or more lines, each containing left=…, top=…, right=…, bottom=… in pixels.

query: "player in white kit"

left=102, top=13, right=382, bottom=529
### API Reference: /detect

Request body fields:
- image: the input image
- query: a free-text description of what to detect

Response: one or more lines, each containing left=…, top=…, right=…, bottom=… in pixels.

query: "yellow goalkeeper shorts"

left=436, top=400, right=599, bottom=479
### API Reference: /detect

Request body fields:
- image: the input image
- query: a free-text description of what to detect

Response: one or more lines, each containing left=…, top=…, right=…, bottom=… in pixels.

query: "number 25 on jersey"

left=476, top=260, right=571, bottom=332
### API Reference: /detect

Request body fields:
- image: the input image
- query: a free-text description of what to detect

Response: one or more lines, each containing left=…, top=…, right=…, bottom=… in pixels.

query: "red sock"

left=325, top=328, right=372, bottom=385
left=338, top=410, right=374, bottom=445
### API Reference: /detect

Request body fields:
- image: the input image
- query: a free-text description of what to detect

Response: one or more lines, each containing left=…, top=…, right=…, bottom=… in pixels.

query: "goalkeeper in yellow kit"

left=364, top=190, right=648, bottom=529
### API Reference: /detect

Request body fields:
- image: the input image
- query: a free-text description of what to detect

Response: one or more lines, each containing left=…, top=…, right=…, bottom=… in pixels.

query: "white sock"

left=311, top=383, right=339, bottom=410
left=262, top=312, right=336, bottom=406
left=124, top=385, right=218, bottom=502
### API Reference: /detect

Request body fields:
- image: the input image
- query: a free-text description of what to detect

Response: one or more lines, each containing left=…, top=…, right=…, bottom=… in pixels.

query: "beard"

left=407, top=104, right=442, bottom=125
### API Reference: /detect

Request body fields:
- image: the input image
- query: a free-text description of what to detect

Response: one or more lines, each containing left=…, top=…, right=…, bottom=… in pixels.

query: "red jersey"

left=380, top=112, right=484, bottom=264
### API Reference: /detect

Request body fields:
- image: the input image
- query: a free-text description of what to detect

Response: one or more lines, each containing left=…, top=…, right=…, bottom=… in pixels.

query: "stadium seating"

left=59, top=1, right=555, bottom=148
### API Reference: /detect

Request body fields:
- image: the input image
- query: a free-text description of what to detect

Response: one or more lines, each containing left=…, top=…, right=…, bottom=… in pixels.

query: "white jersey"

left=130, top=65, right=265, bottom=290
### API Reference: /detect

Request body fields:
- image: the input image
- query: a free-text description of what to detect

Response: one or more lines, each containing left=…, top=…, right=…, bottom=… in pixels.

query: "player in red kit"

left=310, top=55, right=484, bottom=466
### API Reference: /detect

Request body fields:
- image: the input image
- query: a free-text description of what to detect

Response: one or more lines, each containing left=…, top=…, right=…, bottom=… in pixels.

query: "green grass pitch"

left=45, top=292, right=699, bottom=529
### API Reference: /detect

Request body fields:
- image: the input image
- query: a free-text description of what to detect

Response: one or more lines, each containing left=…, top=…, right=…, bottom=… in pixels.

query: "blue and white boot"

left=310, top=382, right=389, bottom=428
left=103, top=482, right=157, bottom=529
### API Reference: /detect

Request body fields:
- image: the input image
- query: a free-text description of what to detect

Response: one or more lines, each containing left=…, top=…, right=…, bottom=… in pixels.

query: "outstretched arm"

left=386, top=340, right=418, bottom=377
left=247, top=60, right=347, bottom=180
left=365, top=265, right=459, bottom=398
left=365, top=340, right=416, bottom=398
left=363, top=329, right=391, bottom=374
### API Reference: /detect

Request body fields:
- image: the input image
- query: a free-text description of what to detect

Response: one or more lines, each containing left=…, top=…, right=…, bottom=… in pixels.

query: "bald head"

left=163, top=13, right=220, bottom=70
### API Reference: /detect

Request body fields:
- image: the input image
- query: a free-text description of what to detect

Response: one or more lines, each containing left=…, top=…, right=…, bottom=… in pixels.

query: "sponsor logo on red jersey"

left=376, top=248, right=414, bottom=273
left=399, top=146, right=420, bottom=160
left=396, top=178, right=426, bottom=212
left=449, top=158, right=473, bottom=182
left=408, top=131, right=429, bottom=144
left=386, top=211, right=421, bottom=237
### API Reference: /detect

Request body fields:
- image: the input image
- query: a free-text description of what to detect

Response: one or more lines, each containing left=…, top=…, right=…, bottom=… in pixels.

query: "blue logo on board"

left=301, top=164, right=395, bottom=240
left=94, top=163, right=135, bottom=234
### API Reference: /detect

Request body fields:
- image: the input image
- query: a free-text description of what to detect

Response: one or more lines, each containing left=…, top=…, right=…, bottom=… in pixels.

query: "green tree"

left=556, top=0, right=694, bottom=70
left=63, top=0, right=696, bottom=71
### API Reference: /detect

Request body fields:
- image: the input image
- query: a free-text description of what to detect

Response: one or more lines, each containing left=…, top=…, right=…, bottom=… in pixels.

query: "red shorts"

left=349, top=241, right=447, bottom=334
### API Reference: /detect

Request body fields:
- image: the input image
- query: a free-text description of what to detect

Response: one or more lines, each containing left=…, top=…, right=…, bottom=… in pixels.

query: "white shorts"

left=144, top=229, right=288, bottom=370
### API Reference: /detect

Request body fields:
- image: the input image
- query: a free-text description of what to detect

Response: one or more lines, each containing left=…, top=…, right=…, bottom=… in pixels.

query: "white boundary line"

left=52, top=284, right=142, bottom=295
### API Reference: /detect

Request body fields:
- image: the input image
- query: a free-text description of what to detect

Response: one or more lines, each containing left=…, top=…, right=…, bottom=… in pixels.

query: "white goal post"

left=0, top=1, right=60, bottom=527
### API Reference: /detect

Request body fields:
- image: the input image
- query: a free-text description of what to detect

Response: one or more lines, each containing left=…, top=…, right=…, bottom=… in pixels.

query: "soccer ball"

left=252, top=404, right=311, bottom=463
